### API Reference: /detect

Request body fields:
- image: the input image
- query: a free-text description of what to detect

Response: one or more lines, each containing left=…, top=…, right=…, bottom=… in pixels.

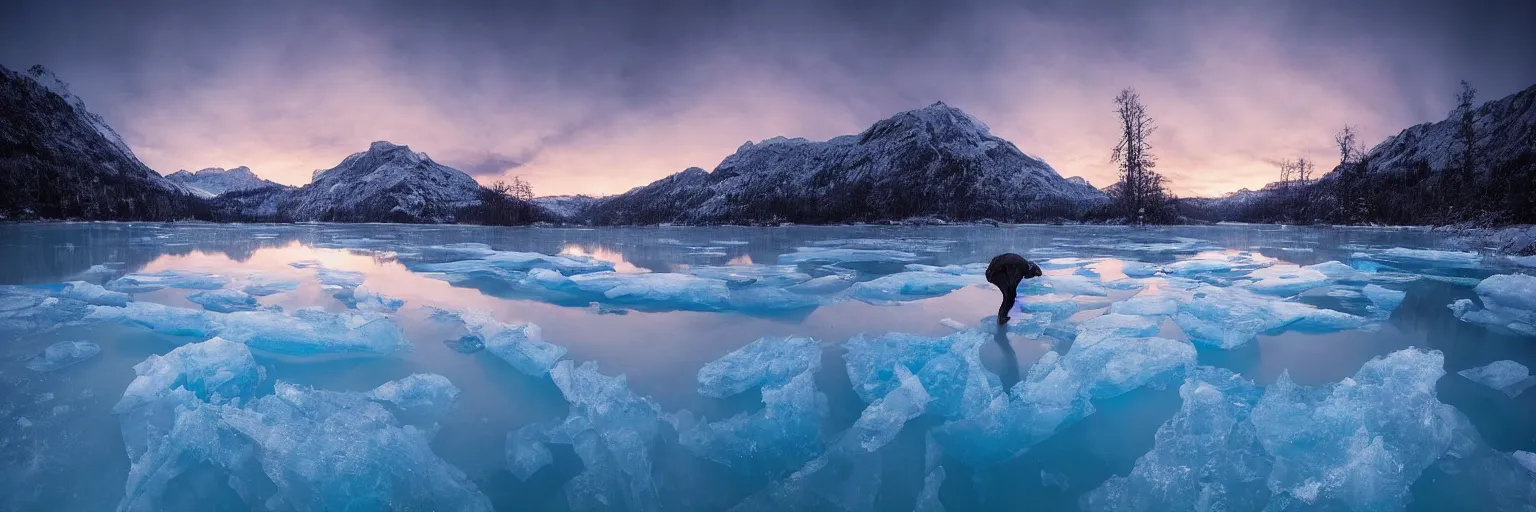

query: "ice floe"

left=1457, top=360, right=1532, bottom=397
left=1450, top=273, right=1536, bottom=336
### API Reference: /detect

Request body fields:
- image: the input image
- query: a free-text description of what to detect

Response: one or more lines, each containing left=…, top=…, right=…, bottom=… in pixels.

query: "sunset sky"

left=4, top=0, right=1534, bottom=198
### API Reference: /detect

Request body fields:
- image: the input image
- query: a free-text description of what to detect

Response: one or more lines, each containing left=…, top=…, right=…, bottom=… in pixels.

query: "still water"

left=0, top=222, right=1532, bottom=511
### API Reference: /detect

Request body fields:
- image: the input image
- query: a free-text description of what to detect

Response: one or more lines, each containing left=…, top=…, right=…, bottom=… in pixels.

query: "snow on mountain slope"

left=279, top=141, right=487, bottom=223
left=587, top=102, right=1107, bottom=225
left=165, top=166, right=287, bottom=198
left=1, top=64, right=202, bottom=219
left=533, top=195, right=602, bottom=219
left=1345, top=83, right=1536, bottom=177
left=22, top=66, right=141, bottom=168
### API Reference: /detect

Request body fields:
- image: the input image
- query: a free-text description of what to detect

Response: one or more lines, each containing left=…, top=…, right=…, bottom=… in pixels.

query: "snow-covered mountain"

left=0, top=64, right=202, bottom=220
left=1181, top=82, right=1536, bottom=224
left=1342, top=83, right=1536, bottom=178
left=533, top=195, right=602, bottom=219
left=275, top=141, right=488, bottom=223
left=165, top=166, right=286, bottom=198
left=586, top=102, right=1107, bottom=225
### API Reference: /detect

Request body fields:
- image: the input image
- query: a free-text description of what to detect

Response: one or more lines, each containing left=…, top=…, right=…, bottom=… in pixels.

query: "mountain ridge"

left=580, top=101, right=1107, bottom=225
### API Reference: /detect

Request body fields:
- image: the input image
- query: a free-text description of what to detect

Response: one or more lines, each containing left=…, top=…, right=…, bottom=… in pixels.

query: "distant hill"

left=165, top=166, right=287, bottom=198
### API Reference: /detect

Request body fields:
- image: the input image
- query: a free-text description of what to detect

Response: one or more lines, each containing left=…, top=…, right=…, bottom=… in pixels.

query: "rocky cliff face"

left=0, top=64, right=203, bottom=220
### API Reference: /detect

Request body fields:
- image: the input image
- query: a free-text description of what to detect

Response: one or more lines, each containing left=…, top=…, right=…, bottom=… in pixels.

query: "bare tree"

left=1278, top=158, right=1295, bottom=190
left=1295, top=157, right=1314, bottom=185
left=1110, top=88, right=1169, bottom=224
left=1335, top=126, right=1362, bottom=166
left=509, top=176, right=535, bottom=202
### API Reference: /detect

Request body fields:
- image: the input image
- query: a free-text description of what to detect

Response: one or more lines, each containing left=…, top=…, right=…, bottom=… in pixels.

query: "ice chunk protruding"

left=460, top=310, right=565, bottom=376
left=1458, top=360, right=1532, bottom=398
left=1071, top=313, right=1163, bottom=348
left=849, top=271, right=983, bottom=304
left=113, top=337, right=265, bottom=460
left=89, top=303, right=412, bottom=355
left=570, top=271, right=732, bottom=311
left=1451, top=273, right=1536, bottom=336
left=58, top=281, right=132, bottom=306
left=219, top=307, right=410, bottom=355
left=240, top=276, right=299, bottom=296
left=1107, top=295, right=1178, bottom=317
left=25, top=340, right=101, bottom=372
left=697, top=335, right=821, bottom=398
left=675, top=369, right=829, bottom=476
left=1250, top=348, right=1459, bottom=511
left=186, top=289, right=260, bottom=313
left=1243, top=265, right=1331, bottom=296
left=118, top=379, right=494, bottom=512
left=1362, top=284, right=1407, bottom=316
left=532, top=360, right=665, bottom=511
left=851, top=365, right=934, bottom=452
left=1083, top=367, right=1272, bottom=512
left=1172, top=285, right=1366, bottom=349
left=86, top=301, right=218, bottom=337
left=368, top=373, right=461, bottom=422
left=106, top=270, right=230, bottom=293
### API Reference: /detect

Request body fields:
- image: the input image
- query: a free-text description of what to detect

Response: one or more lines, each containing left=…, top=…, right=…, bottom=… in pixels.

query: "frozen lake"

left=1, top=222, right=1533, bottom=511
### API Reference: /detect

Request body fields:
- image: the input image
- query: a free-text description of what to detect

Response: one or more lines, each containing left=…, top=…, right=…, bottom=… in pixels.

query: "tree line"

left=1177, top=80, right=1535, bottom=226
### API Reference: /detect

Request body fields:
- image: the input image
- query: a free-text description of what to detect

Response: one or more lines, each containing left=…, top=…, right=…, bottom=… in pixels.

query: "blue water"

left=0, top=222, right=1532, bottom=511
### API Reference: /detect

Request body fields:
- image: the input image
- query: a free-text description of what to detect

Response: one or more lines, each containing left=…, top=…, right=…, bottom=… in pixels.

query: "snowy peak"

left=281, top=141, right=486, bottom=223
left=21, top=65, right=140, bottom=164
left=163, top=166, right=284, bottom=198
left=587, top=102, right=1106, bottom=224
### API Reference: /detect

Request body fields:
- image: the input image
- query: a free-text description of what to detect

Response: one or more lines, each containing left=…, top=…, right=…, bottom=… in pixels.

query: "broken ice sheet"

left=368, top=373, right=461, bottom=423
left=1251, top=348, right=1460, bottom=511
left=186, top=288, right=260, bottom=313
left=1450, top=273, right=1536, bottom=337
left=675, top=369, right=828, bottom=476
left=460, top=309, right=565, bottom=376
left=1082, top=367, right=1271, bottom=512
left=848, top=271, right=983, bottom=304
left=87, top=302, right=412, bottom=355
left=696, top=335, right=821, bottom=398
left=106, top=269, right=230, bottom=293
left=526, top=360, right=666, bottom=511
left=118, top=377, right=493, bottom=512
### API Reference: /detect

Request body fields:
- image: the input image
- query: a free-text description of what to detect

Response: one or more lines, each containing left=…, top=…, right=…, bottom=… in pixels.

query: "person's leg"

left=998, top=283, right=1017, bottom=323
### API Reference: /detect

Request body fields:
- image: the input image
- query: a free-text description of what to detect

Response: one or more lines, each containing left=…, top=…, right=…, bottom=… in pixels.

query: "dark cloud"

left=452, top=153, right=524, bottom=176
left=1, top=0, right=1533, bottom=196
